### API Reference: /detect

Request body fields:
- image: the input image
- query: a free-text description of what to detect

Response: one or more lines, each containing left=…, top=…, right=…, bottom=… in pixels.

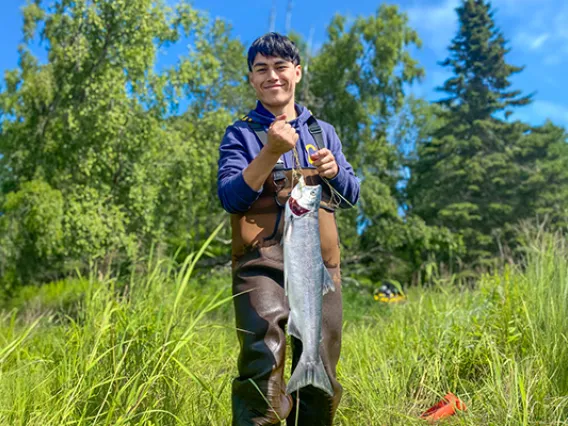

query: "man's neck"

left=261, top=101, right=297, bottom=121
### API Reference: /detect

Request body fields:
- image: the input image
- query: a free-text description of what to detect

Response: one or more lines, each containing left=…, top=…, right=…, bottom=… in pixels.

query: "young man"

left=217, top=32, right=360, bottom=426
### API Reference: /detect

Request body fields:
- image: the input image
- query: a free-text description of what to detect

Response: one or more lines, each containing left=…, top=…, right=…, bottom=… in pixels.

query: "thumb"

left=271, top=114, right=287, bottom=127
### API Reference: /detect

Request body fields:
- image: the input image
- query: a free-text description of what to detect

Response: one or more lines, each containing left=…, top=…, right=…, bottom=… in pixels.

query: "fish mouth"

left=288, top=197, right=310, bottom=216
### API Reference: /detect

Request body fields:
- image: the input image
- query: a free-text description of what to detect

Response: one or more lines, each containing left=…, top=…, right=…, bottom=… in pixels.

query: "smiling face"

left=249, top=53, right=302, bottom=110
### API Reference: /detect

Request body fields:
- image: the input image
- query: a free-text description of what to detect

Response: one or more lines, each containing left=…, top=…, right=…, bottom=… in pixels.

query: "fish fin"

left=283, top=217, right=291, bottom=296
left=281, top=220, right=288, bottom=246
left=282, top=214, right=292, bottom=246
left=286, top=355, right=334, bottom=396
left=322, top=266, right=336, bottom=295
left=287, top=314, right=301, bottom=340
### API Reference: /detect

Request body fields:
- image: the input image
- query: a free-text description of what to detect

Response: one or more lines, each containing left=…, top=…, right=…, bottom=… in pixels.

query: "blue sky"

left=1, top=0, right=567, bottom=128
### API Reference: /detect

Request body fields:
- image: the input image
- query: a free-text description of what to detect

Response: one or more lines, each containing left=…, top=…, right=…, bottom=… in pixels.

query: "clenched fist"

left=266, top=114, right=299, bottom=156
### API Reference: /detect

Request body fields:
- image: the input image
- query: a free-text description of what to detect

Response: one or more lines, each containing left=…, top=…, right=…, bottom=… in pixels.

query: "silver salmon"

left=283, top=176, right=335, bottom=396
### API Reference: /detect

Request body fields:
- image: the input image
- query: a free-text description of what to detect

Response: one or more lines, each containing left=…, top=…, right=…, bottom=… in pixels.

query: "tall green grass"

left=1, top=229, right=568, bottom=425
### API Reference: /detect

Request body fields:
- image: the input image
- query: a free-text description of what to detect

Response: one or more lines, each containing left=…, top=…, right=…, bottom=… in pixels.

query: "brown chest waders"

left=230, top=168, right=343, bottom=426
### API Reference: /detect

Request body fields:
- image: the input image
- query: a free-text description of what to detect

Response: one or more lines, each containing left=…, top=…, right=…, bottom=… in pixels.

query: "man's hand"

left=266, top=114, right=298, bottom=155
left=310, top=149, right=339, bottom=179
left=242, top=114, right=298, bottom=192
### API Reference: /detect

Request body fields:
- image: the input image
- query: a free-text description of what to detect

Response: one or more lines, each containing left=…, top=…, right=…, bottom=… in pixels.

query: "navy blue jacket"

left=217, top=101, right=360, bottom=214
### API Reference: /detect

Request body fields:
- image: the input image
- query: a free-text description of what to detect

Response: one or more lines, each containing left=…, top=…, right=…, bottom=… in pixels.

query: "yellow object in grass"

left=373, top=292, right=406, bottom=304
left=373, top=281, right=406, bottom=303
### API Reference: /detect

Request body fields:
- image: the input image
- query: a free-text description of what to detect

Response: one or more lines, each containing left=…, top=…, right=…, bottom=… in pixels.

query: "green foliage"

left=513, top=122, right=568, bottom=229
left=0, top=180, right=64, bottom=286
left=0, top=0, right=249, bottom=285
left=5, top=277, right=93, bottom=315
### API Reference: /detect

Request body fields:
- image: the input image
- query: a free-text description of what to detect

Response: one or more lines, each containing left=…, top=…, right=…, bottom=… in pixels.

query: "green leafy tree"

left=0, top=180, right=64, bottom=286
left=0, top=0, right=248, bottom=286
left=306, top=5, right=432, bottom=280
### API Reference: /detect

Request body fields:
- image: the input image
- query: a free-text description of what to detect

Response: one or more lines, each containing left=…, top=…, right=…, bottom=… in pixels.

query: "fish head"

left=289, top=177, right=322, bottom=216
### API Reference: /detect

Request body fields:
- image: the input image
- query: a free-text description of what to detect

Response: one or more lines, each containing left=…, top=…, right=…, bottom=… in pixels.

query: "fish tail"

left=286, top=355, right=334, bottom=396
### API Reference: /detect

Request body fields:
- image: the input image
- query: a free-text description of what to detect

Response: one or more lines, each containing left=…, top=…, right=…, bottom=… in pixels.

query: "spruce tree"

left=438, top=0, right=531, bottom=119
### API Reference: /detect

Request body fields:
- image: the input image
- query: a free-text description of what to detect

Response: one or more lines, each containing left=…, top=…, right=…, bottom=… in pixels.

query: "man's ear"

left=295, top=65, right=302, bottom=83
left=248, top=72, right=253, bottom=87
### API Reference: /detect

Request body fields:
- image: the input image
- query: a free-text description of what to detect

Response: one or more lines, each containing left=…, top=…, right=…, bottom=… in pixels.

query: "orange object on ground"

left=420, top=392, right=467, bottom=422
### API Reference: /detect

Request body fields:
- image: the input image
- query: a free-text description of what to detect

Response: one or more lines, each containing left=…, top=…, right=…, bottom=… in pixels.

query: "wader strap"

left=248, top=121, right=286, bottom=182
left=248, top=121, right=268, bottom=146
left=306, top=115, right=325, bottom=150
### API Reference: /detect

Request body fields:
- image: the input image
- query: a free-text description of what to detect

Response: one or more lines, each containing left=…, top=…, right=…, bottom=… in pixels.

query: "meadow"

left=1, top=230, right=568, bottom=426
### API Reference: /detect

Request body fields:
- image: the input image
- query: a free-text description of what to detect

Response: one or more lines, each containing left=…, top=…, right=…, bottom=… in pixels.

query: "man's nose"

left=267, top=68, right=278, bottom=80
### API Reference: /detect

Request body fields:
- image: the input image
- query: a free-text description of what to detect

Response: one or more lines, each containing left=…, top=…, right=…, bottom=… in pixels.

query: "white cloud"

left=512, top=3, right=568, bottom=62
left=406, top=0, right=460, bottom=57
left=529, top=33, right=550, bottom=50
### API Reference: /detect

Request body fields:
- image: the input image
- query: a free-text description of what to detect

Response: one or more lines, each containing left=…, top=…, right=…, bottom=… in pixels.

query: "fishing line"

left=291, top=145, right=354, bottom=209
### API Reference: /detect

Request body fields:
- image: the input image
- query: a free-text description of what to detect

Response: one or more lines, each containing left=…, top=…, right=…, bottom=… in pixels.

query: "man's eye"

left=278, top=66, right=287, bottom=70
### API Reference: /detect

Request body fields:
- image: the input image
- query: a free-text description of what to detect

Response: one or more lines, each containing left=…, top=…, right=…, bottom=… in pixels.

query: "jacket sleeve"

left=325, top=125, right=360, bottom=207
left=217, top=126, right=262, bottom=214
